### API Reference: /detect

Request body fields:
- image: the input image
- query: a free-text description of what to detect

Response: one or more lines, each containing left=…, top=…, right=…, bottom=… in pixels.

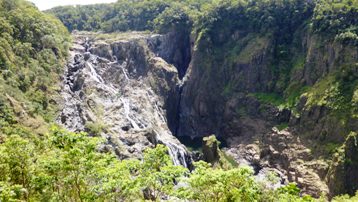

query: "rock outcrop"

left=58, top=31, right=191, bottom=167
left=202, top=135, right=220, bottom=164
left=326, top=132, right=358, bottom=197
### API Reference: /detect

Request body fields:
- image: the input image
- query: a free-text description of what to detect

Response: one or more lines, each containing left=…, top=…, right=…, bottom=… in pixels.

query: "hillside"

left=0, top=0, right=357, bottom=201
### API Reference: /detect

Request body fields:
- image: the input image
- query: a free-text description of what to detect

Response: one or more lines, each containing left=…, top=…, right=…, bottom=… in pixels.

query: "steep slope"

left=58, top=32, right=191, bottom=166
left=0, top=0, right=70, bottom=135
left=177, top=0, right=357, bottom=197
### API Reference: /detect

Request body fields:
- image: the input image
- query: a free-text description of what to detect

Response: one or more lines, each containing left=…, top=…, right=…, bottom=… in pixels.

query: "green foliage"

left=48, top=0, right=172, bottom=32
left=0, top=0, right=70, bottom=127
left=179, top=161, right=261, bottom=201
left=85, top=121, right=107, bottom=136
left=333, top=191, right=358, bottom=202
left=276, top=123, right=289, bottom=131
left=178, top=161, right=316, bottom=202
left=46, top=4, right=110, bottom=32
left=313, top=0, right=358, bottom=44
left=305, top=64, right=358, bottom=120
left=251, top=92, right=285, bottom=107
left=284, top=81, right=310, bottom=109
left=193, top=0, right=314, bottom=45
left=138, top=144, right=188, bottom=200
left=0, top=126, right=188, bottom=201
left=0, top=125, right=321, bottom=201
left=48, top=0, right=316, bottom=38
left=324, top=142, right=341, bottom=155
left=0, top=0, right=356, bottom=200
left=280, top=185, right=317, bottom=201
left=153, top=3, right=193, bottom=33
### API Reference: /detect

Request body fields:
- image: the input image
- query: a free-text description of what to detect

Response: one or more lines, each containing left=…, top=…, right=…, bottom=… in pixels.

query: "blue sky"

left=28, top=0, right=117, bottom=10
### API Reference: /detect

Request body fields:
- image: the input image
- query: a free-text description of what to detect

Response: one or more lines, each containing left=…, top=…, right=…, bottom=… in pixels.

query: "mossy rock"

left=202, top=135, right=236, bottom=169
left=326, top=132, right=358, bottom=197
left=202, top=135, right=220, bottom=164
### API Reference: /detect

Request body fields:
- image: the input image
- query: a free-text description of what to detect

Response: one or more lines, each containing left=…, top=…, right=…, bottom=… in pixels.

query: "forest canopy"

left=48, top=0, right=358, bottom=44
left=0, top=125, right=322, bottom=201
left=0, top=0, right=70, bottom=123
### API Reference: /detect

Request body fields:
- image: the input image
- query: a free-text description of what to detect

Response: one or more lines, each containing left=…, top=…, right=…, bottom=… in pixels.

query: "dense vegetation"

left=1, top=124, right=357, bottom=201
left=313, top=0, right=358, bottom=45
left=0, top=0, right=70, bottom=127
left=48, top=0, right=357, bottom=42
left=0, top=125, right=323, bottom=201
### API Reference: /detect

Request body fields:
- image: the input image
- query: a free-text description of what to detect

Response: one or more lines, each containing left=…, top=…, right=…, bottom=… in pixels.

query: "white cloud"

left=28, top=0, right=117, bottom=10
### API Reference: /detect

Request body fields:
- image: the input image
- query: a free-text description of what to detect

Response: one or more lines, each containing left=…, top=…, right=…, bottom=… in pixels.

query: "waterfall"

left=145, top=91, right=166, bottom=122
left=120, top=98, right=141, bottom=130
left=153, top=130, right=190, bottom=168
left=166, top=142, right=188, bottom=168
left=87, top=62, right=103, bottom=83
left=61, top=32, right=192, bottom=170
left=154, top=102, right=166, bottom=122
left=106, top=84, right=118, bottom=94
left=120, top=95, right=191, bottom=168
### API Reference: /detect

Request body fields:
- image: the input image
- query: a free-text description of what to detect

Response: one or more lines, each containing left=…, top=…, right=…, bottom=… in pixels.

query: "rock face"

left=175, top=24, right=358, bottom=196
left=178, top=32, right=357, bottom=140
left=177, top=33, right=282, bottom=139
left=58, top=31, right=191, bottom=167
left=148, top=31, right=191, bottom=79
left=260, top=128, right=330, bottom=197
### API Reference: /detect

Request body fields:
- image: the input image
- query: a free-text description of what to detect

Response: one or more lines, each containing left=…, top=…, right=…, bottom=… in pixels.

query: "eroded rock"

left=58, top=32, right=191, bottom=167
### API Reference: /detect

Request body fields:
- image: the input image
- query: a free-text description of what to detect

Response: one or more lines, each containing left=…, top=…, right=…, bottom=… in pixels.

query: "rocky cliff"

left=176, top=18, right=357, bottom=197
left=58, top=32, right=191, bottom=167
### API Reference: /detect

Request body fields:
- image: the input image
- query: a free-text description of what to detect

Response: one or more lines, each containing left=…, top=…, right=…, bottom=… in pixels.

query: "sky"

left=28, top=0, right=117, bottom=10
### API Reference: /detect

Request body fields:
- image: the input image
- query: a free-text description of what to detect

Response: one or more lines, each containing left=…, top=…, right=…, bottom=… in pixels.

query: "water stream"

left=120, top=98, right=141, bottom=130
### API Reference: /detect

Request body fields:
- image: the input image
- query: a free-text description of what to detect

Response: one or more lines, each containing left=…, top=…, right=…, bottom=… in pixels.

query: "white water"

left=120, top=98, right=140, bottom=130
left=106, top=84, right=118, bottom=94
left=166, top=142, right=188, bottom=168
left=146, top=91, right=166, bottom=123
left=153, top=129, right=189, bottom=168
left=87, top=62, right=104, bottom=83
left=120, top=94, right=188, bottom=168
left=154, top=102, right=166, bottom=122
left=66, top=37, right=191, bottom=168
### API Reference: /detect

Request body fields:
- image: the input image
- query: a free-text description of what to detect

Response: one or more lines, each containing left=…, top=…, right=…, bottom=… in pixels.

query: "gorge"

left=0, top=0, right=357, bottom=201
left=56, top=25, right=357, bottom=197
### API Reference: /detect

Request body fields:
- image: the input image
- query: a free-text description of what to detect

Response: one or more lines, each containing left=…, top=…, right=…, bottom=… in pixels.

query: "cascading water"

left=87, top=62, right=104, bottom=83
left=59, top=32, right=192, bottom=168
left=120, top=98, right=141, bottom=130
left=166, top=142, right=189, bottom=168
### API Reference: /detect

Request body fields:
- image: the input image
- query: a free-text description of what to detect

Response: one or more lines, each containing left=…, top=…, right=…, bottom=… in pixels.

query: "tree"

left=137, top=144, right=188, bottom=200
